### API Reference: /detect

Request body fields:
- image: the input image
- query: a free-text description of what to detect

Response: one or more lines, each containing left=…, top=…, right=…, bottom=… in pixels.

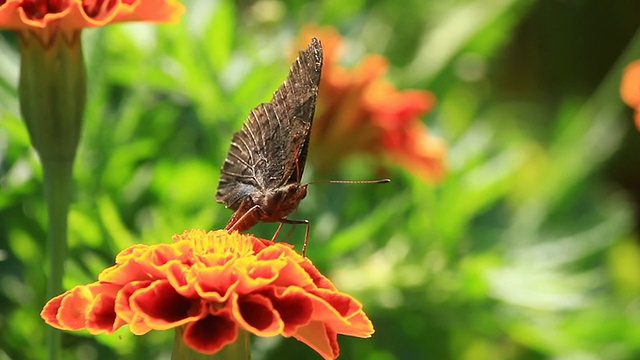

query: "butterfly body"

left=224, top=183, right=309, bottom=232
left=216, top=38, right=323, bottom=250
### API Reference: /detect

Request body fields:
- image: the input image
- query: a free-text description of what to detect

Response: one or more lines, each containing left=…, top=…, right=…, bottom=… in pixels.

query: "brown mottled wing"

left=215, top=38, right=323, bottom=210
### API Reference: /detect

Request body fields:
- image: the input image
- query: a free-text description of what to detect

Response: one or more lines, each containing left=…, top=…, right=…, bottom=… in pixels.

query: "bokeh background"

left=2, top=0, right=640, bottom=359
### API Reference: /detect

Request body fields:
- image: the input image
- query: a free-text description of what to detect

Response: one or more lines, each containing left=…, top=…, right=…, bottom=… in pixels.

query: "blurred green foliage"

left=2, top=0, right=640, bottom=359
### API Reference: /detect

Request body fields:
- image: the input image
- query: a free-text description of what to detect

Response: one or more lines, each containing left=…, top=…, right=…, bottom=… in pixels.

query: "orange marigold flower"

left=41, top=230, right=374, bottom=359
left=299, top=25, right=446, bottom=181
left=0, top=0, right=184, bottom=31
left=620, top=60, right=640, bottom=130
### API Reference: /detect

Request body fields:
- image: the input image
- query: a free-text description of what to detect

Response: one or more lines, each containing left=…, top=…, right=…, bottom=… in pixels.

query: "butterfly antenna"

left=306, top=179, right=391, bottom=186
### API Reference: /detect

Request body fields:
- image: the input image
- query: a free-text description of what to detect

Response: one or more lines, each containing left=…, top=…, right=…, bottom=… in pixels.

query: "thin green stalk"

left=18, top=28, right=86, bottom=360
left=42, top=159, right=73, bottom=360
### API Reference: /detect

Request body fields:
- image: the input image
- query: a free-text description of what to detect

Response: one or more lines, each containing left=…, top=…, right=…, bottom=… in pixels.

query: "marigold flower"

left=41, top=230, right=374, bottom=359
left=620, top=60, right=640, bottom=130
left=0, top=0, right=184, bottom=31
left=299, top=25, right=446, bottom=181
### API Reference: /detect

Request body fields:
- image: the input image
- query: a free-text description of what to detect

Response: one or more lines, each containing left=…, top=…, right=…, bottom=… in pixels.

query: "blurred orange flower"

left=0, top=0, right=184, bottom=31
left=41, top=230, right=374, bottom=359
left=299, top=26, right=446, bottom=181
left=620, top=60, right=640, bottom=130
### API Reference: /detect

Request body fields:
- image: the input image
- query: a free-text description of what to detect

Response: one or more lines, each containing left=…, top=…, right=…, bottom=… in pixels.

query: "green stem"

left=18, top=28, right=86, bottom=360
left=172, top=327, right=251, bottom=360
left=42, top=159, right=73, bottom=360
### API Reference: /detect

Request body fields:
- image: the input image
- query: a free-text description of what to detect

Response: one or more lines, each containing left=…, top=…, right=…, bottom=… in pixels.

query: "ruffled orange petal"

left=308, top=288, right=374, bottom=338
left=293, top=321, right=340, bottom=360
left=258, top=247, right=315, bottom=289
left=235, top=257, right=288, bottom=293
left=86, top=290, right=126, bottom=334
left=297, top=256, right=338, bottom=291
left=266, top=287, right=314, bottom=336
left=231, top=293, right=284, bottom=336
left=166, top=261, right=198, bottom=298
left=40, top=282, right=121, bottom=332
left=183, top=308, right=238, bottom=354
left=129, top=280, right=207, bottom=331
left=0, top=0, right=184, bottom=31
left=100, top=243, right=185, bottom=284
left=41, top=292, right=65, bottom=328
left=194, top=261, right=239, bottom=302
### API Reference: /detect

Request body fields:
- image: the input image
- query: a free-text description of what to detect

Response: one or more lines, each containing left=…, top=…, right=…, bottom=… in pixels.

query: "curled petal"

left=297, top=257, right=338, bottom=291
left=183, top=308, right=238, bottom=354
left=41, top=292, right=65, bottom=328
left=58, top=286, right=95, bottom=330
left=86, top=290, right=127, bottom=335
left=194, top=261, right=239, bottom=302
left=166, top=261, right=198, bottom=298
left=236, top=257, right=288, bottom=293
left=265, top=287, right=314, bottom=336
left=101, top=243, right=192, bottom=286
left=293, top=321, right=340, bottom=360
left=231, top=293, right=284, bottom=336
left=130, top=280, right=207, bottom=330
left=114, top=280, right=153, bottom=335
left=41, top=282, right=120, bottom=332
left=307, top=288, right=374, bottom=338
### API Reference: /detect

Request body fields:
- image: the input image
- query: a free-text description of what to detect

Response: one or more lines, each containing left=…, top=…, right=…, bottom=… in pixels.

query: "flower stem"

left=18, top=28, right=86, bottom=360
left=42, top=159, right=73, bottom=360
left=172, top=327, right=251, bottom=360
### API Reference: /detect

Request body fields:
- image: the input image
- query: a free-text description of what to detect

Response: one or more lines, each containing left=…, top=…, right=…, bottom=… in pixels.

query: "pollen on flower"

left=173, top=229, right=256, bottom=258
left=41, top=229, right=374, bottom=359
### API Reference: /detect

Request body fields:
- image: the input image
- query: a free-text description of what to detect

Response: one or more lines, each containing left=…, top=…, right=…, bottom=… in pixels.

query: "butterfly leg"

left=271, top=222, right=285, bottom=242
left=226, top=203, right=262, bottom=232
left=277, top=218, right=310, bottom=257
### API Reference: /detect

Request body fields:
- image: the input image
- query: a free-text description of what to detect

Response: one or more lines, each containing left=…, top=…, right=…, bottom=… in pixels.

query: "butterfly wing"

left=216, top=38, right=323, bottom=210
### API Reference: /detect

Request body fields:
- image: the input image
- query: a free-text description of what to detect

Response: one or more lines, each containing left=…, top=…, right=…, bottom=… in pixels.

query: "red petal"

left=86, top=291, right=125, bottom=335
left=231, top=293, right=284, bottom=336
left=130, top=280, right=206, bottom=330
left=40, top=292, right=66, bottom=329
left=265, top=287, right=313, bottom=336
left=56, top=286, right=94, bottom=330
left=183, top=309, right=238, bottom=354
left=114, top=281, right=153, bottom=335
left=307, top=289, right=374, bottom=338
left=292, top=321, right=339, bottom=360
left=297, top=257, right=337, bottom=291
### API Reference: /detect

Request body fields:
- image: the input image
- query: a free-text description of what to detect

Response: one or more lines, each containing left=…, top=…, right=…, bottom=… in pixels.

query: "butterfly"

left=215, top=37, right=323, bottom=256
